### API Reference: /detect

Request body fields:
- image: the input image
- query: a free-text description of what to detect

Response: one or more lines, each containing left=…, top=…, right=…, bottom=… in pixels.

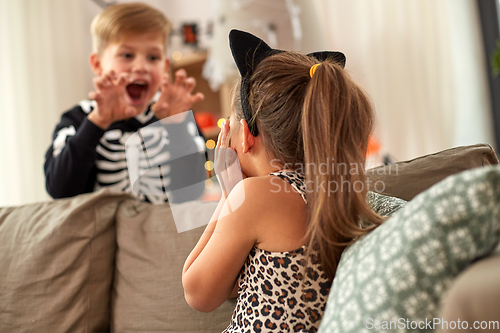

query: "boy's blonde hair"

left=91, top=2, right=172, bottom=54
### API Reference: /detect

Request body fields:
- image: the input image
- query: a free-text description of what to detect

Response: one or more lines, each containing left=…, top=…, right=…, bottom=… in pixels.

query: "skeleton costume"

left=45, top=99, right=206, bottom=203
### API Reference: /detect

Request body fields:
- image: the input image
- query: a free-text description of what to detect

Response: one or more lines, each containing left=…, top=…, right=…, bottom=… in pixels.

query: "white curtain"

left=0, top=0, right=94, bottom=206
left=201, top=0, right=329, bottom=91
left=313, top=0, right=494, bottom=162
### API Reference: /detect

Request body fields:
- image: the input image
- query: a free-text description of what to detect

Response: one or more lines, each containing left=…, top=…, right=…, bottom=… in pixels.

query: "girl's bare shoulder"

left=229, top=175, right=307, bottom=251
left=237, top=175, right=304, bottom=204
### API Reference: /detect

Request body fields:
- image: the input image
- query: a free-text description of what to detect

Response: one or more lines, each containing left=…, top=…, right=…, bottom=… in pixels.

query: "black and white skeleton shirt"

left=45, top=99, right=207, bottom=204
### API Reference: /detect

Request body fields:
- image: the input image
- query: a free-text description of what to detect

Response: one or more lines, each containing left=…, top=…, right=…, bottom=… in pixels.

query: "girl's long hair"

left=234, top=52, right=385, bottom=281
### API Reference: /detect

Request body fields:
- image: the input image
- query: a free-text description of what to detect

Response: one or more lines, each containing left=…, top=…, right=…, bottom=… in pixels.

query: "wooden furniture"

left=171, top=52, right=235, bottom=141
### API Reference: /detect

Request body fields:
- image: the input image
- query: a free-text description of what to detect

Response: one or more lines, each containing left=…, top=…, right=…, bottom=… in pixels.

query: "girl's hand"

left=214, top=120, right=244, bottom=198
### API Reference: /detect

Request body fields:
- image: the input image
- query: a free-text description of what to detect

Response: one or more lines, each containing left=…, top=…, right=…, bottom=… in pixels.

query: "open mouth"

left=126, top=80, right=149, bottom=102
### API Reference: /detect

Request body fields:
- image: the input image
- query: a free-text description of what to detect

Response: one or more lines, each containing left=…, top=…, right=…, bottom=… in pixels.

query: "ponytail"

left=302, top=61, right=384, bottom=281
left=234, top=52, right=384, bottom=281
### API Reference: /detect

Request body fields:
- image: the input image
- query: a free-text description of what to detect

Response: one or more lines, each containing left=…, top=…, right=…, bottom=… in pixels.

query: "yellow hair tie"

left=310, top=63, right=321, bottom=78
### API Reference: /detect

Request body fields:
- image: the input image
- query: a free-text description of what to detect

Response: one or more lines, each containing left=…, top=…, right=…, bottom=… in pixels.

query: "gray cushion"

left=0, top=190, right=130, bottom=333
left=112, top=199, right=235, bottom=333
left=367, top=144, right=498, bottom=201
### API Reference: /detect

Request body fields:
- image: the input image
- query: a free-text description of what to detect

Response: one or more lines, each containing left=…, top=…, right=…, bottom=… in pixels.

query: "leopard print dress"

left=221, top=171, right=407, bottom=333
left=222, top=171, right=330, bottom=333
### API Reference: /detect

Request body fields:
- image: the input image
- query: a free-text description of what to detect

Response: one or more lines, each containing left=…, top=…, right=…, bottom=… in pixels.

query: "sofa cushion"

left=438, top=254, right=500, bottom=330
left=0, top=189, right=131, bottom=333
left=319, top=165, right=500, bottom=332
left=367, top=143, right=499, bottom=201
left=112, top=199, right=235, bottom=333
left=367, top=191, right=407, bottom=218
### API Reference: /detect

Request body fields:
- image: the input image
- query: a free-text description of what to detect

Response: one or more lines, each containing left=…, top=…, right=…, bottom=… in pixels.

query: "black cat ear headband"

left=229, top=29, right=346, bottom=137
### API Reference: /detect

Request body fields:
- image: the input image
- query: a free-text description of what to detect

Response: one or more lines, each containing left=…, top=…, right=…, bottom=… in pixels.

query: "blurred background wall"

left=0, top=0, right=496, bottom=206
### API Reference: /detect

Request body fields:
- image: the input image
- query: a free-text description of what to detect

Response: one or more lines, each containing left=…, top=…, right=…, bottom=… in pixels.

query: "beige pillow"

left=112, top=199, right=235, bottom=333
left=367, top=143, right=499, bottom=201
left=0, top=189, right=131, bottom=332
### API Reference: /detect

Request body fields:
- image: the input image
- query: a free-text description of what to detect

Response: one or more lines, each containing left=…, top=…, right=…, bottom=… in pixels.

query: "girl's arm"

left=182, top=179, right=260, bottom=312
left=182, top=196, right=226, bottom=273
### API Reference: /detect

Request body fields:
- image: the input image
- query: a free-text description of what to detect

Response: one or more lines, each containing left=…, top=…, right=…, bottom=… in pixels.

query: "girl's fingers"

left=223, top=120, right=231, bottom=147
left=216, top=120, right=229, bottom=145
left=220, top=122, right=226, bottom=145
left=215, top=126, right=223, bottom=161
left=216, top=127, right=223, bottom=148
left=220, top=121, right=230, bottom=148
left=215, top=120, right=229, bottom=164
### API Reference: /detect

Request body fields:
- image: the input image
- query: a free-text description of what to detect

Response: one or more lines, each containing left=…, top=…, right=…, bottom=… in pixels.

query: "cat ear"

left=307, top=51, right=346, bottom=68
left=230, top=29, right=279, bottom=137
left=228, top=29, right=347, bottom=137
left=229, top=30, right=347, bottom=75
left=229, top=29, right=275, bottom=79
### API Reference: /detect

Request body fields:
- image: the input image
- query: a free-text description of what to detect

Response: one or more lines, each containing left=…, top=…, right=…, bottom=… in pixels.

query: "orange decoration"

left=367, top=135, right=381, bottom=156
left=194, top=112, right=217, bottom=130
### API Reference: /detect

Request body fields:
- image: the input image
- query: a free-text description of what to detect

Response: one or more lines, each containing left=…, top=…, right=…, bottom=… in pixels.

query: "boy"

left=44, top=2, right=205, bottom=203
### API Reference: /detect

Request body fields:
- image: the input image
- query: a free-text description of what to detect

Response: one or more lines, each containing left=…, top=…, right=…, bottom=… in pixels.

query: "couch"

left=0, top=143, right=498, bottom=333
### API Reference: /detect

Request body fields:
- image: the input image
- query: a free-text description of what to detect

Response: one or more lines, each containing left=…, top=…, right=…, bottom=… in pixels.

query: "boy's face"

left=90, top=32, right=169, bottom=114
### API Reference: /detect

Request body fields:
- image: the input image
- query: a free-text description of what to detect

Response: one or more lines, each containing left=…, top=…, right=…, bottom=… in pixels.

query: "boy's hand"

left=151, top=69, right=205, bottom=120
left=87, top=71, right=138, bottom=129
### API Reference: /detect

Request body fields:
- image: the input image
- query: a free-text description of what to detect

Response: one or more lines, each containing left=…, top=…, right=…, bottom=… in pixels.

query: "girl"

left=182, top=29, right=388, bottom=332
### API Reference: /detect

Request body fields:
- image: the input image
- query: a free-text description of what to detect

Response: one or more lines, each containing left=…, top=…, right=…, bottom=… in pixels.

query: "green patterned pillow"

left=319, top=165, right=500, bottom=333
left=367, top=191, right=407, bottom=218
